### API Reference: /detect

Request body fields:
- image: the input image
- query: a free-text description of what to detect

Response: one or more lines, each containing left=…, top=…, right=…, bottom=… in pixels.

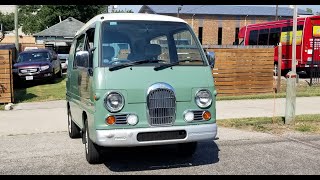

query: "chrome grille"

left=19, top=68, right=39, bottom=74
left=114, top=114, right=128, bottom=125
left=147, top=88, right=176, bottom=126
left=193, top=110, right=205, bottom=121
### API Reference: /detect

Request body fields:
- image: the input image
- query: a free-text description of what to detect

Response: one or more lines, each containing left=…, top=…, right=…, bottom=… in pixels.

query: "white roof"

left=76, top=13, right=187, bottom=36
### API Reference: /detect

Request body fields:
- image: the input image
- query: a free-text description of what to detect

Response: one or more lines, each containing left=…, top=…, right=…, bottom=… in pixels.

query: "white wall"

left=0, top=5, right=15, bottom=14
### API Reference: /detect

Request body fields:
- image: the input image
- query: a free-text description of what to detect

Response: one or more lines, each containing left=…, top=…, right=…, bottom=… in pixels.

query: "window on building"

left=268, top=28, right=281, bottom=46
left=258, top=29, right=269, bottom=45
left=297, top=25, right=304, bottom=31
left=198, top=27, right=203, bottom=44
left=234, top=27, right=240, bottom=45
left=248, top=30, right=258, bottom=45
left=218, top=27, right=222, bottom=45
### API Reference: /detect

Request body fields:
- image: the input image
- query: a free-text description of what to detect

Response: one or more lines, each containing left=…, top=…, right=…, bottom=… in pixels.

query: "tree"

left=18, top=5, right=105, bottom=34
left=112, top=9, right=134, bottom=13
left=306, top=8, right=313, bottom=14
left=0, top=12, right=14, bottom=31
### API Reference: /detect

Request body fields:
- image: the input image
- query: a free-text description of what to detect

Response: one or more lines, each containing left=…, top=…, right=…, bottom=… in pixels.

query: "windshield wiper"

left=154, top=60, right=203, bottom=71
left=109, top=59, right=165, bottom=71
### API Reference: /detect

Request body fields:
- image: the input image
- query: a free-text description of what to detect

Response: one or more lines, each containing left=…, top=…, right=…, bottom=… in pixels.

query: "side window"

left=173, top=30, right=202, bottom=64
left=249, top=30, right=258, bottom=45
left=69, top=40, right=76, bottom=69
left=282, top=26, right=293, bottom=32
left=258, top=29, right=269, bottom=45
left=268, top=28, right=281, bottom=46
left=85, top=28, right=95, bottom=68
left=297, top=25, right=303, bottom=31
left=74, top=34, right=86, bottom=68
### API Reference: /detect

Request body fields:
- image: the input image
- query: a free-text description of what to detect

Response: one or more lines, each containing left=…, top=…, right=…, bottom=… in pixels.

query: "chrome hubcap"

left=85, top=129, right=89, bottom=154
left=68, top=113, right=71, bottom=133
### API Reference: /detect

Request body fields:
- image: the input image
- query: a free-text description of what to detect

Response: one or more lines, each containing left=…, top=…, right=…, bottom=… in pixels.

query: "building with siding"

left=139, top=5, right=312, bottom=45
left=33, top=17, right=84, bottom=46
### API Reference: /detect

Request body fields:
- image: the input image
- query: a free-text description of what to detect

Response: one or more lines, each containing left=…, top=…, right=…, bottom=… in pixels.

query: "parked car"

left=13, top=49, right=63, bottom=83
left=55, top=46, right=70, bottom=72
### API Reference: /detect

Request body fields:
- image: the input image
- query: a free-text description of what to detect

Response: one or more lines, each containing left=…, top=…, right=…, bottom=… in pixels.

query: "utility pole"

left=14, top=5, right=19, bottom=52
left=106, top=5, right=109, bottom=13
left=177, top=6, right=182, bottom=18
left=275, top=5, right=279, bottom=21
left=285, top=5, right=297, bottom=124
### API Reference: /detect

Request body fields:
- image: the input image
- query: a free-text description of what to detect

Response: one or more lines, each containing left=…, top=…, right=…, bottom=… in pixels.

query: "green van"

left=66, top=13, right=217, bottom=164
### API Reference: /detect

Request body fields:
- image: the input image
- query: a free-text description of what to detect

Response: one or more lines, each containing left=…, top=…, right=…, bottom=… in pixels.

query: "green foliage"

left=306, top=8, right=313, bottom=13
left=218, top=114, right=320, bottom=134
left=112, top=9, right=134, bottom=13
left=0, top=104, right=4, bottom=110
left=18, top=5, right=106, bottom=34
left=0, top=12, right=14, bottom=31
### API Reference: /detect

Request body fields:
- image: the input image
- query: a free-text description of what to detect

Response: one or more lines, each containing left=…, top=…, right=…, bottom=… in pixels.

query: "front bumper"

left=95, top=123, right=217, bottom=147
left=61, top=62, right=68, bottom=70
left=14, top=72, right=53, bottom=81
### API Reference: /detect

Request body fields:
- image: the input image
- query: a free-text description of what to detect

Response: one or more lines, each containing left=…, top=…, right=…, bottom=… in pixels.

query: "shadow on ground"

left=102, top=141, right=220, bottom=172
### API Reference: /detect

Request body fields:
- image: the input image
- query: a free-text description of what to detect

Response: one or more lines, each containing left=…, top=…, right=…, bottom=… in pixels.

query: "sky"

left=117, top=5, right=320, bottom=13
left=1, top=5, right=320, bottom=14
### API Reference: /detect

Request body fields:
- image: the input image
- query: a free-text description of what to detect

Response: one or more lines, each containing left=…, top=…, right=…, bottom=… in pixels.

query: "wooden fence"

left=206, top=48, right=275, bottom=96
left=0, top=50, right=14, bottom=103
left=20, top=43, right=45, bottom=52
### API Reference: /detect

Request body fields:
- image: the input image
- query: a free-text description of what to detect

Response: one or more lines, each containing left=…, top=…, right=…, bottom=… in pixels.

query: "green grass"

left=217, top=82, right=320, bottom=101
left=13, top=77, right=66, bottom=103
left=217, top=114, right=320, bottom=134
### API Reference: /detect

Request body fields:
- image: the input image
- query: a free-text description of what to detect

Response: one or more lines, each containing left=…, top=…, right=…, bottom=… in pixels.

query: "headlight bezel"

left=104, top=91, right=125, bottom=113
left=195, top=89, right=213, bottom=108
left=40, top=65, right=50, bottom=71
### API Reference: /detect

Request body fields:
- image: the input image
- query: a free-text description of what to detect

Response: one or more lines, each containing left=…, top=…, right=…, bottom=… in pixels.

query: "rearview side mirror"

left=75, top=51, right=89, bottom=68
left=206, top=51, right=215, bottom=68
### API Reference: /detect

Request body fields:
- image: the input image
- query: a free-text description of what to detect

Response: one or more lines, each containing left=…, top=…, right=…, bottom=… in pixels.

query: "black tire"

left=177, top=142, right=198, bottom=157
left=57, top=66, right=63, bottom=78
left=68, top=109, right=81, bottom=138
left=84, top=120, right=102, bottom=164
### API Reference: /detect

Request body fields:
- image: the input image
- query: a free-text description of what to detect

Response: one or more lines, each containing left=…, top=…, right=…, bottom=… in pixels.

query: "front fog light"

left=127, top=114, right=138, bottom=125
left=184, top=111, right=194, bottom=122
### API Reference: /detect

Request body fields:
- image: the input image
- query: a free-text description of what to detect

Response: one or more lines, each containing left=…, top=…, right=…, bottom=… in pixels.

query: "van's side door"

left=78, top=28, right=95, bottom=116
left=69, top=34, right=86, bottom=127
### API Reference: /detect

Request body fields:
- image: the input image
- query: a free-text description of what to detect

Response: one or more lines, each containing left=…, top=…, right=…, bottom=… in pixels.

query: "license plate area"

left=25, top=76, right=33, bottom=80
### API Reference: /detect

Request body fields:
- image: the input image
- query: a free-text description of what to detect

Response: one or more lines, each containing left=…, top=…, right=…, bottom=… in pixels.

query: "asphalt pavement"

left=0, top=98, right=319, bottom=174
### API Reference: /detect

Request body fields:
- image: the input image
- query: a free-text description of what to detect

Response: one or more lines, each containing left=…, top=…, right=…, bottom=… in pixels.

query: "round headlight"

left=195, top=89, right=212, bottom=108
left=104, top=92, right=125, bottom=112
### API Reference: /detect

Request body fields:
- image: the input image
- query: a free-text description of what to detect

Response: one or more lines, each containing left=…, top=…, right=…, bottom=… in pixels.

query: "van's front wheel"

left=84, top=120, right=102, bottom=164
left=67, top=110, right=81, bottom=138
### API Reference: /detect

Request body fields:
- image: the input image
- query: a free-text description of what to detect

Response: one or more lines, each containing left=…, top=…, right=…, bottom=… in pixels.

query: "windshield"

left=17, top=52, right=50, bottom=63
left=101, top=21, right=207, bottom=67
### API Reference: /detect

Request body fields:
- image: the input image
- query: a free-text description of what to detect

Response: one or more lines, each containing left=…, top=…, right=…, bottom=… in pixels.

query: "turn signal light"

left=106, top=116, right=116, bottom=125
left=202, top=111, right=211, bottom=120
